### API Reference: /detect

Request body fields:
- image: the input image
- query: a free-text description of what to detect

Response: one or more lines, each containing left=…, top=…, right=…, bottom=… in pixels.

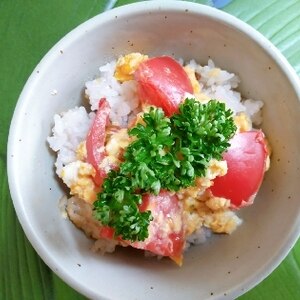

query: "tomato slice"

left=99, top=191, right=185, bottom=265
left=133, top=191, right=185, bottom=265
left=86, top=98, right=110, bottom=186
left=210, top=130, right=268, bottom=209
left=134, top=56, right=193, bottom=116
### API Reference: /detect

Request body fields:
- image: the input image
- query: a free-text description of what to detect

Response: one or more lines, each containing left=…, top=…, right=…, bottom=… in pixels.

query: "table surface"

left=1, top=0, right=299, bottom=299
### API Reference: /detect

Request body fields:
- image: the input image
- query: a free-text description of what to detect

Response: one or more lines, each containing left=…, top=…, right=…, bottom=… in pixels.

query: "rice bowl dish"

left=48, top=53, right=270, bottom=265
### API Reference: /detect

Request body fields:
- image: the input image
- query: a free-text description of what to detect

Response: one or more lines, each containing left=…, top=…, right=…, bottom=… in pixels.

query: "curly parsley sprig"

left=93, top=99, right=237, bottom=242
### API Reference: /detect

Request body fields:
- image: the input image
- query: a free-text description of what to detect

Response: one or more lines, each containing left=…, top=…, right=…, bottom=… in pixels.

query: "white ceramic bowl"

left=7, top=2, right=300, bottom=299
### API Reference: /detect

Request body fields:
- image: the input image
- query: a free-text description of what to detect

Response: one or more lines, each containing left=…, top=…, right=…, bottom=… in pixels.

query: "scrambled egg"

left=184, top=66, right=201, bottom=95
left=184, top=66, right=211, bottom=103
left=76, top=141, right=87, bottom=161
left=206, top=159, right=227, bottom=179
left=99, top=128, right=133, bottom=173
left=61, top=161, right=98, bottom=204
left=105, top=128, right=132, bottom=158
left=234, top=112, right=252, bottom=132
left=182, top=191, right=242, bottom=236
left=114, top=53, right=148, bottom=82
left=151, top=209, right=183, bottom=238
left=179, top=159, right=242, bottom=236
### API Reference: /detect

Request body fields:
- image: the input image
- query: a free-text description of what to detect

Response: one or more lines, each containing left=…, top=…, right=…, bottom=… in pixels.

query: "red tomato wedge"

left=133, top=191, right=185, bottom=265
left=86, top=98, right=110, bottom=186
left=210, top=130, right=268, bottom=209
left=99, top=191, right=185, bottom=265
left=134, top=56, right=193, bottom=116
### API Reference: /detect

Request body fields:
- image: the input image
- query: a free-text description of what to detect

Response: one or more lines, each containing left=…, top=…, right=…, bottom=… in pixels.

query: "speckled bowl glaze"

left=7, top=2, right=300, bottom=299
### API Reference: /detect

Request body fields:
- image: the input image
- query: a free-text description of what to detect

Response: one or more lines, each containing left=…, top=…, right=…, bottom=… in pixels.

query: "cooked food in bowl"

left=48, top=53, right=270, bottom=265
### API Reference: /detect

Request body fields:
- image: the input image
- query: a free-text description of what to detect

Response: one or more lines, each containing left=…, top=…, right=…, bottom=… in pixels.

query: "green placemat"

left=1, top=0, right=299, bottom=299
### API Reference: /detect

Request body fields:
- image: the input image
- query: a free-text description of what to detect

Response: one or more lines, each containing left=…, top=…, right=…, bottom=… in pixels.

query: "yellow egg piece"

left=114, top=52, right=148, bottom=82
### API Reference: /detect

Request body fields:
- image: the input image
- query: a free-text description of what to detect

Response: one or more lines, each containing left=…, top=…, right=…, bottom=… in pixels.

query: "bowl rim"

left=7, top=1, right=300, bottom=299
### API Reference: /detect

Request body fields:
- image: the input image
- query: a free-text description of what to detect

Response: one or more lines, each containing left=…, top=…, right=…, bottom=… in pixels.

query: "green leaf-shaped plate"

left=0, top=0, right=299, bottom=299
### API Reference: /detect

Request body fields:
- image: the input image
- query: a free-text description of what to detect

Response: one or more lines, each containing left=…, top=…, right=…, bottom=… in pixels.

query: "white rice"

left=185, top=227, right=212, bottom=250
left=186, top=59, right=264, bottom=120
left=85, top=61, right=139, bottom=126
left=47, top=106, right=95, bottom=174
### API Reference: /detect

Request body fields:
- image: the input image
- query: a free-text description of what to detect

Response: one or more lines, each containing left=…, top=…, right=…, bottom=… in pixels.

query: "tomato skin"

left=210, top=130, right=268, bottom=209
left=134, top=56, right=193, bottom=116
left=99, top=226, right=115, bottom=239
left=86, top=98, right=110, bottom=186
